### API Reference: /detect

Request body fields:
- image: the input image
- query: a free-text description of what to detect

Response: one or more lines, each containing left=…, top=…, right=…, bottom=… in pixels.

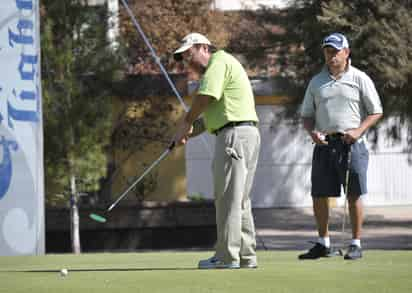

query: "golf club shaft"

left=120, top=0, right=188, bottom=112
left=341, top=145, right=352, bottom=247
left=107, top=144, right=174, bottom=212
left=120, top=0, right=212, bottom=156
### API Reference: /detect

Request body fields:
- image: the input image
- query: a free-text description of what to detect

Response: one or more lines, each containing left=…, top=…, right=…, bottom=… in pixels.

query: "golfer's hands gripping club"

left=172, top=95, right=211, bottom=146
left=172, top=117, right=193, bottom=146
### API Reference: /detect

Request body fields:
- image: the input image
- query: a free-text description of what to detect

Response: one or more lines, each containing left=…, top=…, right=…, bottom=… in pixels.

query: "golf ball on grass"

left=60, top=268, right=68, bottom=277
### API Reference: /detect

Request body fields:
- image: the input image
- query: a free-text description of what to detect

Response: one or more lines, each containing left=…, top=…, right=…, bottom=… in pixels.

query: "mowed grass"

left=0, top=251, right=411, bottom=293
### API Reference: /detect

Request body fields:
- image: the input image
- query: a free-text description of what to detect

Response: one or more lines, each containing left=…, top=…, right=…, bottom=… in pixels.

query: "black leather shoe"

left=298, top=243, right=331, bottom=260
left=344, top=245, right=362, bottom=260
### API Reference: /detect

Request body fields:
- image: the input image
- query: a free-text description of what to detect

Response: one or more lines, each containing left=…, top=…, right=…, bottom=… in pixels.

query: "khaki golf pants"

left=213, top=125, right=260, bottom=264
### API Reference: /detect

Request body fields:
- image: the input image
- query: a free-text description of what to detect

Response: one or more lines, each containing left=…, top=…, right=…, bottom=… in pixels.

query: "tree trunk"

left=70, top=174, right=81, bottom=254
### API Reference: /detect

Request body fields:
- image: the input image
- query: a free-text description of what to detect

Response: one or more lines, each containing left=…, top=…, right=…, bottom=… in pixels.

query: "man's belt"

left=326, top=132, right=344, bottom=141
left=326, top=132, right=364, bottom=143
left=213, top=121, right=257, bottom=135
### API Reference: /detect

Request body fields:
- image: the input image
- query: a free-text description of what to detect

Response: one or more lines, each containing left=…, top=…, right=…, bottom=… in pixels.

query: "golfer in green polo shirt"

left=172, top=33, right=260, bottom=269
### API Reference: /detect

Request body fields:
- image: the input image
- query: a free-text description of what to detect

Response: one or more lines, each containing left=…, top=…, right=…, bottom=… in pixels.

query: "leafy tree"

left=278, top=0, right=412, bottom=147
left=228, top=1, right=412, bottom=149
left=120, top=0, right=236, bottom=74
left=41, top=0, right=124, bottom=252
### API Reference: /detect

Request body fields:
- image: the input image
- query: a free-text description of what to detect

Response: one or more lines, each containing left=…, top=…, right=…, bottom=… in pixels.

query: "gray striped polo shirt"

left=301, top=64, right=383, bottom=134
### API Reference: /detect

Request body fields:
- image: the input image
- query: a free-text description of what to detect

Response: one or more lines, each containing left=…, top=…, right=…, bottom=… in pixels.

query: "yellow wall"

left=110, top=95, right=192, bottom=202
left=110, top=95, right=291, bottom=202
left=255, top=95, right=295, bottom=105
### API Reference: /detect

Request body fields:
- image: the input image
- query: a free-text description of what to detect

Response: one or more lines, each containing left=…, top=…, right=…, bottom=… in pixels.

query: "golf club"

left=327, top=142, right=352, bottom=257
left=89, top=142, right=175, bottom=223
left=340, top=145, right=352, bottom=253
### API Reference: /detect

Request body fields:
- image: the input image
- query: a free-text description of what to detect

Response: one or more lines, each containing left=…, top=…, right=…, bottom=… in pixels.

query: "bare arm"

left=303, top=117, right=327, bottom=145
left=173, top=95, right=212, bottom=146
left=184, top=95, right=211, bottom=125
left=344, top=113, right=383, bottom=143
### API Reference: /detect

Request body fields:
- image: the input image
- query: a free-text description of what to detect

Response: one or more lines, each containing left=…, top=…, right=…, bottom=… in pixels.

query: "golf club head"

left=89, top=213, right=107, bottom=223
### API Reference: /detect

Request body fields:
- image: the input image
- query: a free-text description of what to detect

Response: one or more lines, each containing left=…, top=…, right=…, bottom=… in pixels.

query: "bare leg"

left=313, top=197, right=330, bottom=237
left=348, top=195, right=362, bottom=239
left=298, top=197, right=331, bottom=259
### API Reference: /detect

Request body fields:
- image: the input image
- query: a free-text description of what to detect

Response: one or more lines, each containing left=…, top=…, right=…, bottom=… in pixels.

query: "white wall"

left=364, top=118, right=412, bottom=206
left=186, top=105, right=412, bottom=207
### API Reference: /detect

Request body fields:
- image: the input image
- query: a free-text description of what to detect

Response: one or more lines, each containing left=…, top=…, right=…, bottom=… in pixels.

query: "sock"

left=318, top=237, right=330, bottom=248
left=351, top=239, right=361, bottom=248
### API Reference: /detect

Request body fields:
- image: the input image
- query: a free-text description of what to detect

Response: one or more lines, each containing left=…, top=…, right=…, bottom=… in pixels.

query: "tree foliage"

left=230, top=0, right=412, bottom=146
left=313, top=1, right=412, bottom=117
left=297, top=0, right=412, bottom=145
left=121, top=0, right=236, bottom=75
left=41, top=0, right=124, bottom=205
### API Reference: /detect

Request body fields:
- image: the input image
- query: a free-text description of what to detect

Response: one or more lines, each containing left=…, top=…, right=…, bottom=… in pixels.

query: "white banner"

left=0, top=0, right=44, bottom=255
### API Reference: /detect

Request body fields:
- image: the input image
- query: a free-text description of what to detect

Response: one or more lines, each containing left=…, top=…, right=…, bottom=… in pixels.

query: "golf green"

left=0, top=251, right=411, bottom=293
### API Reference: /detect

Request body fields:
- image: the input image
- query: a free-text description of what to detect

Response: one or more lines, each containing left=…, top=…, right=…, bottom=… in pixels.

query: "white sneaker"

left=198, top=256, right=240, bottom=269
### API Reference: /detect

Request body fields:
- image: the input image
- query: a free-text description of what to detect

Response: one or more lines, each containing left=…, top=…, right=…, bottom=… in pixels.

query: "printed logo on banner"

left=0, top=0, right=43, bottom=255
left=0, top=136, right=18, bottom=199
left=1, top=0, right=40, bottom=196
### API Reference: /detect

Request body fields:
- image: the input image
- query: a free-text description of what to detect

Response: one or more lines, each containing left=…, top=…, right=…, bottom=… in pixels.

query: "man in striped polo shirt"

left=300, top=33, right=383, bottom=260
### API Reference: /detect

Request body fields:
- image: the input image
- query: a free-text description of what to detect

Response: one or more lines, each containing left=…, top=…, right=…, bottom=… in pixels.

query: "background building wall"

left=186, top=103, right=412, bottom=207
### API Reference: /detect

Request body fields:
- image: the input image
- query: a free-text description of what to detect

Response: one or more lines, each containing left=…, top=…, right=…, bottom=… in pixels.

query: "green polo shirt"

left=197, top=50, right=258, bottom=133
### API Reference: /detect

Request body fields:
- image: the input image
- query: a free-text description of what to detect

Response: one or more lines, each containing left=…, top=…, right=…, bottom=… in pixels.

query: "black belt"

left=213, top=121, right=257, bottom=135
left=326, top=132, right=344, bottom=141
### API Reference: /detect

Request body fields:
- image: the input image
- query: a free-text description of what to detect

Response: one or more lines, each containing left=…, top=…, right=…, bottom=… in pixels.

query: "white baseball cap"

left=173, top=33, right=211, bottom=60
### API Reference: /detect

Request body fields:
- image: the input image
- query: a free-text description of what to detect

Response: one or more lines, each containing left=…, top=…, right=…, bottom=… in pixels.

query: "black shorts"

left=311, top=138, right=369, bottom=197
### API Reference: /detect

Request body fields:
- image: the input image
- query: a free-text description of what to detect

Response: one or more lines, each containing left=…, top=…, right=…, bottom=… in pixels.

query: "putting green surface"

left=0, top=251, right=411, bottom=293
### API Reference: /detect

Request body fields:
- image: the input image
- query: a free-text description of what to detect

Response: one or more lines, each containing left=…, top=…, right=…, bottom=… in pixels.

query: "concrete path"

left=254, top=206, right=412, bottom=251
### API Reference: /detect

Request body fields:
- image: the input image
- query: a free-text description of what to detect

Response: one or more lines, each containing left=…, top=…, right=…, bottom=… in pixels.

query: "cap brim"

left=322, top=43, right=344, bottom=50
left=173, top=44, right=192, bottom=55
left=173, top=44, right=193, bottom=62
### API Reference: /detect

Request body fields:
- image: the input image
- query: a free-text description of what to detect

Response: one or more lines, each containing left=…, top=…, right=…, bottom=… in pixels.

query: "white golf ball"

left=60, top=268, right=68, bottom=277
